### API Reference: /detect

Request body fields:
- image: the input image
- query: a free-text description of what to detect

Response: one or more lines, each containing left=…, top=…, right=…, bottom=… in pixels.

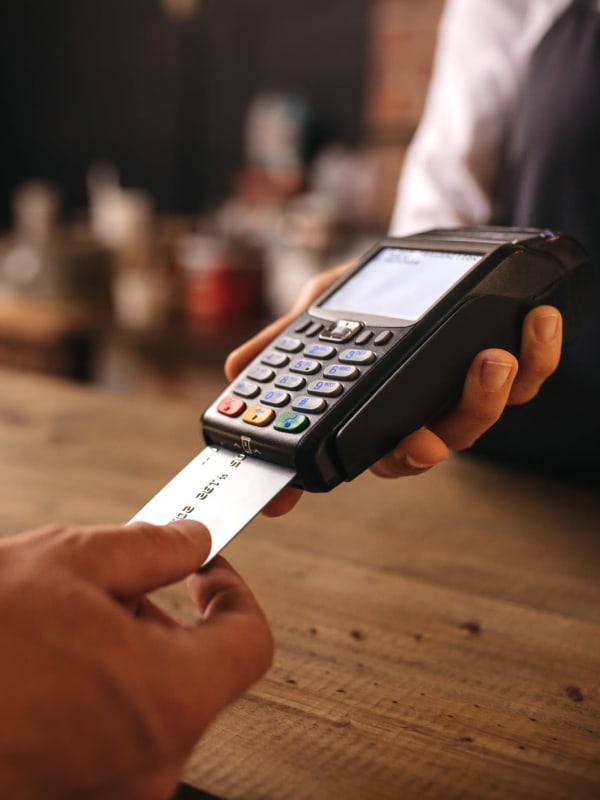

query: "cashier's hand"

left=226, top=261, right=563, bottom=516
left=0, top=520, right=273, bottom=800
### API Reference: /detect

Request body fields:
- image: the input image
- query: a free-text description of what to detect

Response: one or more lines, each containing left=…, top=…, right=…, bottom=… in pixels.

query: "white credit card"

left=129, top=445, right=296, bottom=564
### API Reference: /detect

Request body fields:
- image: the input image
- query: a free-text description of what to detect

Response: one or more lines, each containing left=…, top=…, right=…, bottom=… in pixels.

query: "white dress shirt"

left=389, top=0, right=572, bottom=235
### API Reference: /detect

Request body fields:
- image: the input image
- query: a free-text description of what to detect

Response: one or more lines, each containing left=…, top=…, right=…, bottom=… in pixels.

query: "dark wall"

left=0, top=0, right=368, bottom=225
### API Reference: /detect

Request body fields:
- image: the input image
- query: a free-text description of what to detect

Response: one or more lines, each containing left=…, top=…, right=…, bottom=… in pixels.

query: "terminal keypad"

left=219, top=321, right=391, bottom=435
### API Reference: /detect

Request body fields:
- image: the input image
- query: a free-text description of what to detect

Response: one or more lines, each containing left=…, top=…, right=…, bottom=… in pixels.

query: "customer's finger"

left=153, top=557, right=274, bottom=739
left=42, top=520, right=212, bottom=597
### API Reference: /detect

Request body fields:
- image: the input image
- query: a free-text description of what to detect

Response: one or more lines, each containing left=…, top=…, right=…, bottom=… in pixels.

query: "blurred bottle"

left=239, top=92, right=311, bottom=201
left=0, top=181, right=62, bottom=300
left=87, top=164, right=174, bottom=332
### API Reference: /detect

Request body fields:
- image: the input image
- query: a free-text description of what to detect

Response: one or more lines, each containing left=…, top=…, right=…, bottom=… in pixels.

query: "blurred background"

left=0, top=0, right=443, bottom=397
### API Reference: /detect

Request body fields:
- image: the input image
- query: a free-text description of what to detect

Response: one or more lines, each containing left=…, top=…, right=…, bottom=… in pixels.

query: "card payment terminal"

left=201, top=226, right=591, bottom=492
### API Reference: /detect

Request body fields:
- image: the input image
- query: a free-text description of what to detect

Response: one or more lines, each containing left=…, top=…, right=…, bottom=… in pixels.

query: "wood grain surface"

left=0, top=367, right=598, bottom=800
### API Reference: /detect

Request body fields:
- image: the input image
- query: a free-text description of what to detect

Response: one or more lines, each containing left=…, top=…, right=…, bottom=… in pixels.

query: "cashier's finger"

left=370, top=428, right=449, bottom=478
left=261, top=486, right=304, bottom=517
left=42, top=520, right=212, bottom=597
left=225, top=311, right=297, bottom=380
left=225, top=261, right=353, bottom=381
left=428, top=349, right=518, bottom=451
left=507, top=306, right=562, bottom=406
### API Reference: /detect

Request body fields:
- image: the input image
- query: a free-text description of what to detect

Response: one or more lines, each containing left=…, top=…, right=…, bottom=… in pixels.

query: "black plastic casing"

left=201, top=226, right=592, bottom=492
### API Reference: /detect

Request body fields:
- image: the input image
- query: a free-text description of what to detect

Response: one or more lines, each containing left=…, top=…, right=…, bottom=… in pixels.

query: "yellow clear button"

left=242, top=404, right=275, bottom=427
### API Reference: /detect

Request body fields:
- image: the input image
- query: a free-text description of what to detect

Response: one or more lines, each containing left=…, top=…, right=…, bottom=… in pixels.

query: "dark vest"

left=471, top=0, right=600, bottom=477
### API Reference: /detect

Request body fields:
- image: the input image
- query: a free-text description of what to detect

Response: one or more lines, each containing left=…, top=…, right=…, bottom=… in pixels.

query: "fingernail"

left=169, top=519, right=211, bottom=539
left=534, top=313, right=559, bottom=343
left=480, top=360, right=514, bottom=392
left=404, top=453, right=434, bottom=470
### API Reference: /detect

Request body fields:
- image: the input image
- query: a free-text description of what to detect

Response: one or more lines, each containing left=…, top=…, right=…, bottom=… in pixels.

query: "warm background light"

left=161, top=0, right=203, bottom=20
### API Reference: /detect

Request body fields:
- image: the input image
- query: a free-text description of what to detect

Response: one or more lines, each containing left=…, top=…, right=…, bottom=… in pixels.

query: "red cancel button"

left=217, top=396, right=246, bottom=417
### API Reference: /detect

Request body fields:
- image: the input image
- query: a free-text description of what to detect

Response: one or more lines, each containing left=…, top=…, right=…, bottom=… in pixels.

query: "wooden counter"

left=0, top=367, right=598, bottom=799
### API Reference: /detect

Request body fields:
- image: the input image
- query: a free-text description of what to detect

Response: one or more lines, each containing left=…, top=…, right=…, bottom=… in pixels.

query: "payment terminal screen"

left=319, top=248, right=481, bottom=322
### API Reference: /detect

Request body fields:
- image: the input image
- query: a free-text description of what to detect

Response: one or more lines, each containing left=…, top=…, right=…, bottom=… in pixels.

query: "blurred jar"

left=264, top=193, right=338, bottom=317
left=175, top=234, right=263, bottom=331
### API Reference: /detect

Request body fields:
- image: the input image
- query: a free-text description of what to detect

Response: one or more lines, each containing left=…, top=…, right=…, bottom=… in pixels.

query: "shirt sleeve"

left=389, top=0, right=532, bottom=235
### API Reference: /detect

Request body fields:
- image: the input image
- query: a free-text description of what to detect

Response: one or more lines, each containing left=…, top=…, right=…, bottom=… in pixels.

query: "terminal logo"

left=241, top=435, right=253, bottom=454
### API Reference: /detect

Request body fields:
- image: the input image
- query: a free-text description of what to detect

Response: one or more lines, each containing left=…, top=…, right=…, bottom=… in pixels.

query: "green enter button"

left=273, top=411, right=309, bottom=433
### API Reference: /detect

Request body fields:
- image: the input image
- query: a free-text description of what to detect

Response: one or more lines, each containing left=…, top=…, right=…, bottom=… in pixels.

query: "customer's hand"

left=225, top=261, right=563, bottom=515
left=0, top=520, right=273, bottom=800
